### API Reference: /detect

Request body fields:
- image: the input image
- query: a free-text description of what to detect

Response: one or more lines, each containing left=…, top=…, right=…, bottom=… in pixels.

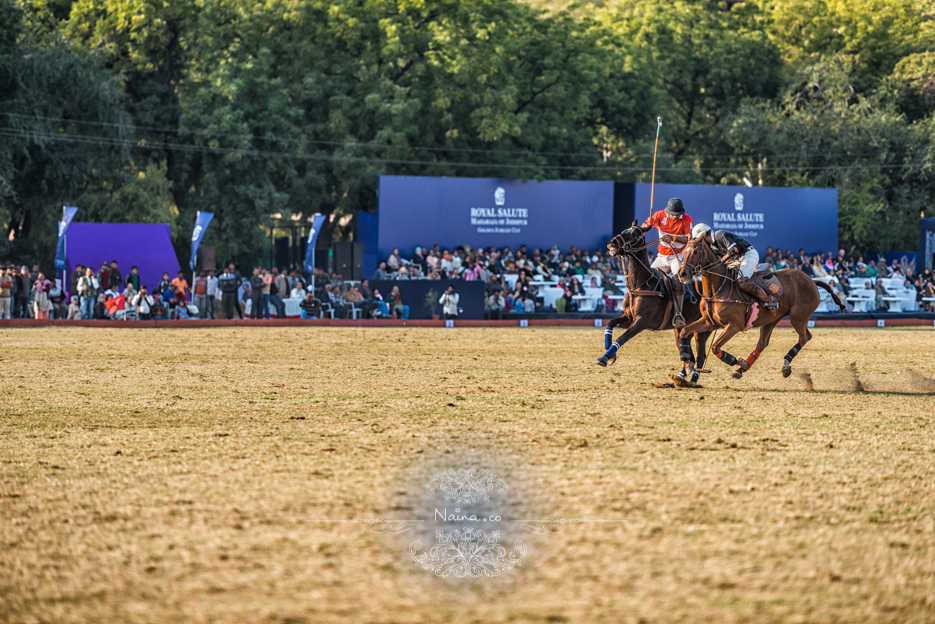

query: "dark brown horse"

left=676, top=236, right=845, bottom=380
left=597, top=222, right=712, bottom=381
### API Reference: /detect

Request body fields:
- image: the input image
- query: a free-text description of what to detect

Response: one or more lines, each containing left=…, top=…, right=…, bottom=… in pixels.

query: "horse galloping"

left=676, top=236, right=845, bottom=380
left=597, top=222, right=712, bottom=380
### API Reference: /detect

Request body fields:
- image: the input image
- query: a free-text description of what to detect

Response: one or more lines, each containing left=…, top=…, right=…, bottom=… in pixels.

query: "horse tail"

left=814, top=280, right=846, bottom=313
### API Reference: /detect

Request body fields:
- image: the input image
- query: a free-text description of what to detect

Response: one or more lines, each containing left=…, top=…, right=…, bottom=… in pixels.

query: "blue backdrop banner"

left=377, top=175, right=614, bottom=260
left=631, top=183, right=838, bottom=255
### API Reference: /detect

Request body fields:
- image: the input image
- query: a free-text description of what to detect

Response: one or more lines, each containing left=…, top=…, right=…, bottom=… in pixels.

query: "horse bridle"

left=613, top=229, right=661, bottom=284
left=680, top=238, right=737, bottom=283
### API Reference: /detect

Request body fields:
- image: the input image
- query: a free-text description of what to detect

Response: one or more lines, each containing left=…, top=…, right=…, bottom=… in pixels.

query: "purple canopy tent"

left=64, top=223, right=181, bottom=297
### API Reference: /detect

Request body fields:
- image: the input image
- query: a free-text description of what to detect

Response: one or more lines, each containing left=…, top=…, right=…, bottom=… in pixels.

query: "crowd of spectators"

left=372, top=243, right=625, bottom=319
left=2, top=244, right=933, bottom=321
left=760, top=247, right=935, bottom=311
left=372, top=244, right=935, bottom=316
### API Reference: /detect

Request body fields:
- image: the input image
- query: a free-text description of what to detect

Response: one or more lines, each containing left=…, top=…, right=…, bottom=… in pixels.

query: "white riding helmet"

left=691, top=223, right=712, bottom=240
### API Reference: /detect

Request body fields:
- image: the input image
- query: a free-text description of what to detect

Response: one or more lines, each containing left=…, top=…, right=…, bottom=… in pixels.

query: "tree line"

left=1, top=0, right=933, bottom=267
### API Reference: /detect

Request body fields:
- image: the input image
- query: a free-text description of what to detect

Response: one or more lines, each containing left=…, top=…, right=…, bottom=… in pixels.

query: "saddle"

left=735, top=265, right=783, bottom=306
left=626, top=270, right=687, bottom=329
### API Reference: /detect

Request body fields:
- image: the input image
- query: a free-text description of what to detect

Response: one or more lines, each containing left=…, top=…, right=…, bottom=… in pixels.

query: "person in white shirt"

left=205, top=269, right=218, bottom=319
left=439, top=284, right=460, bottom=319
left=132, top=286, right=156, bottom=320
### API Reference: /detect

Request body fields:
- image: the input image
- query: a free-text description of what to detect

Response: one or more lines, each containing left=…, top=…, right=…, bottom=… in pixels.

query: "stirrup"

left=673, top=314, right=686, bottom=327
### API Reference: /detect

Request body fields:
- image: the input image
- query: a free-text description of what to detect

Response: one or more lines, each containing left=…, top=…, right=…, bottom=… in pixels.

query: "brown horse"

left=675, top=236, right=845, bottom=380
left=597, top=222, right=712, bottom=381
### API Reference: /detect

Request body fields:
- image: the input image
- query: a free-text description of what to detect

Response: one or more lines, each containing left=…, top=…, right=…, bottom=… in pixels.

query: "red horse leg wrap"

left=713, top=349, right=722, bottom=358
left=744, top=349, right=761, bottom=368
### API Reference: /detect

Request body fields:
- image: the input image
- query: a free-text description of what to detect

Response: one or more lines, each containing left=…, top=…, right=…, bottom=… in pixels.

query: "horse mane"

left=622, top=227, right=654, bottom=288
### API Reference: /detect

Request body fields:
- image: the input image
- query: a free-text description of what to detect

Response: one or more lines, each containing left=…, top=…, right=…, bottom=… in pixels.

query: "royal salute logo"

left=470, top=187, right=528, bottom=234
left=713, top=190, right=764, bottom=238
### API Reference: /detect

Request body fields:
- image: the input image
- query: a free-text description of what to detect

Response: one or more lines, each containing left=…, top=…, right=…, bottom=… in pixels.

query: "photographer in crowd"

left=439, top=284, right=460, bottom=320
left=132, top=285, right=156, bottom=320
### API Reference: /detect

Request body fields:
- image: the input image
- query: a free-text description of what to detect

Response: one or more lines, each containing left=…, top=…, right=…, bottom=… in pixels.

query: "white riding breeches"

left=651, top=253, right=682, bottom=274
left=736, top=248, right=759, bottom=278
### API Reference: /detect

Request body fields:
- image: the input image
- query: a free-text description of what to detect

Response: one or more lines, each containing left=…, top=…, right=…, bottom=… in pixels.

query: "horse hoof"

left=782, top=365, right=792, bottom=378
left=595, top=357, right=608, bottom=367
left=731, top=370, right=744, bottom=380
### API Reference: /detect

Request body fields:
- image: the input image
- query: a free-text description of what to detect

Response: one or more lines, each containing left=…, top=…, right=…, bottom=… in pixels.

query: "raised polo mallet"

left=650, top=117, right=662, bottom=221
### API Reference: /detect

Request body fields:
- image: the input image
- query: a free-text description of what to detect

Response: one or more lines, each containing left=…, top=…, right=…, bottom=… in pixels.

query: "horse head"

left=607, top=220, right=647, bottom=257
left=678, top=236, right=714, bottom=284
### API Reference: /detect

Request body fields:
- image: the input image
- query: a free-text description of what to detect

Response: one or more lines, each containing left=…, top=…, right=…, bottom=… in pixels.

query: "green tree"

left=722, top=58, right=932, bottom=254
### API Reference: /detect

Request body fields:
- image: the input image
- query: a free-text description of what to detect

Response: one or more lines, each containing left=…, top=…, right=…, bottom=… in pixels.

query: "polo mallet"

left=650, top=117, right=662, bottom=220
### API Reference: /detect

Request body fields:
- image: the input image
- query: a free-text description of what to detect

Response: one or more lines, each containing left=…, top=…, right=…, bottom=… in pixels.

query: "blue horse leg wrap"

left=690, top=371, right=700, bottom=384
left=604, top=343, right=619, bottom=360
left=604, top=327, right=613, bottom=350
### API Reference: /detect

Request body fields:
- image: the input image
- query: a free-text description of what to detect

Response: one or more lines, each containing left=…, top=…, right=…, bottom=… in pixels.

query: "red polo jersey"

left=642, top=210, right=694, bottom=256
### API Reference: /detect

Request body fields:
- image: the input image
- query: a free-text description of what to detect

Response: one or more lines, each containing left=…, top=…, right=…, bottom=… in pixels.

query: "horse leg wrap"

left=678, top=338, right=693, bottom=362
left=785, top=344, right=802, bottom=363
left=740, top=349, right=761, bottom=371
left=604, top=327, right=613, bottom=350
left=713, top=349, right=738, bottom=367
left=604, top=343, right=619, bottom=360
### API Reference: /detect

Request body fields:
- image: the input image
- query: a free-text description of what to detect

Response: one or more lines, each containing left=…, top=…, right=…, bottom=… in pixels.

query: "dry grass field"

left=2, top=325, right=935, bottom=623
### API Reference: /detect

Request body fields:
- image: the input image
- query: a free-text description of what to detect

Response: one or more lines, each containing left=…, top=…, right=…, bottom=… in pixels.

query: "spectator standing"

left=192, top=270, right=209, bottom=318
left=268, top=270, right=286, bottom=318
left=274, top=268, right=289, bottom=301
left=77, top=267, right=99, bottom=319
left=172, top=271, right=190, bottom=300
left=249, top=268, right=264, bottom=319
left=205, top=269, right=218, bottom=319
left=109, top=261, right=123, bottom=290
left=96, top=262, right=111, bottom=293
left=218, top=267, right=240, bottom=319
left=32, top=273, right=53, bottom=319
left=49, top=280, right=67, bottom=319
left=0, top=266, right=12, bottom=319
left=439, top=284, right=460, bottom=320
left=125, top=265, right=141, bottom=291
left=70, top=264, right=84, bottom=299
left=14, top=266, right=30, bottom=318
left=156, top=272, right=172, bottom=296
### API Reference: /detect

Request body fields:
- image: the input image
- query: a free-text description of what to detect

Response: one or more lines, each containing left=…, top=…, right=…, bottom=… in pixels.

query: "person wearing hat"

left=690, top=223, right=772, bottom=305
left=639, top=198, right=694, bottom=326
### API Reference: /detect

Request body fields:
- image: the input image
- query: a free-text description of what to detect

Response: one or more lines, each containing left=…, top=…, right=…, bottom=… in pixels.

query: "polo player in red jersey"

left=641, top=198, right=693, bottom=327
